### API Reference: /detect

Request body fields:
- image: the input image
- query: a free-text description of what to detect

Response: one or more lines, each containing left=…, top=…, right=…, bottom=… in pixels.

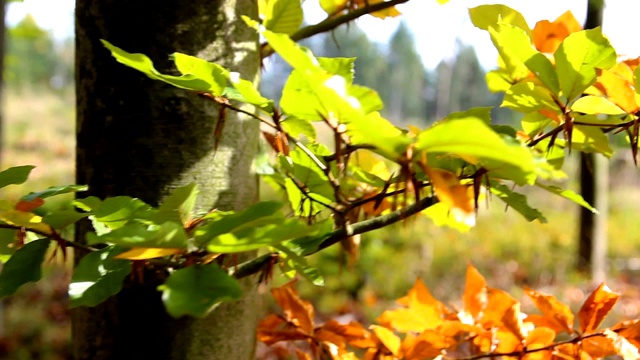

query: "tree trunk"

left=73, top=1, right=260, bottom=359
left=0, top=0, right=6, bottom=167
left=577, top=0, right=607, bottom=278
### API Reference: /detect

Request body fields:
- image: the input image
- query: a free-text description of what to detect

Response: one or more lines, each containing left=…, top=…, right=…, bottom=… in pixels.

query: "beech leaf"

left=578, top=283, right=619, bottom=334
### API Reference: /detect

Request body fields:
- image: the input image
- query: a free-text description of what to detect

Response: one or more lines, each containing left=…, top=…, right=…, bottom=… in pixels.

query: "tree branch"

left=233, top=195, right=437, bottom=279
left=261, top=0, right=410, bottom=58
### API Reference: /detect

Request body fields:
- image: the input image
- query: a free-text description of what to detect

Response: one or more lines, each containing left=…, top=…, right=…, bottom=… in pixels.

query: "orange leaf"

left=532, top=11, right=582, bottom=53
left=616, top=319, right=640, bottom=348
left=257, top=313, right=310, bottom=345
left=426, top=167, right=475, bottom=226
left=370, top=325, right=401, bottom=357
left=271, top=280, right=315, bottom=334
left=525, top=327, right=555, bottom=352
left=401, top=330, right=451, bottom=360
left=594, top=66, right=639, bottom=114
left=524, top=287, right=574, bottom=334
left=15, top=197, right=45, bottom=212
left=295, top=349, right=313, bottom=360
left=377, top=278, right=446, bottom=333
left=114, top=248, right=182, bottom=260
left=577, top=283, right=619, bottom=334
left=480, top=288, right=519, bottom=330
left=315, top=320, right=376, bottom=349
left=462, top=264, right=488, bottom=321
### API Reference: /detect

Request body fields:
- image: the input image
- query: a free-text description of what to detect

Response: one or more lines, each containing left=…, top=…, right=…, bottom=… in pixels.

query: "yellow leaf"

left=370, top=325, right=401, bottom=357
left=378, top=279, right=446, bottom=333
left=0, top=210, right=52, bottom=235
left=593, top=66, right=639, bottom=114
left=114, top=248, right=182, bottom=260
left=425, top=167, right=475, bottom=227
left=319, top=0, right=348, bottom=15
left=571, top=95, right=626, bottom=115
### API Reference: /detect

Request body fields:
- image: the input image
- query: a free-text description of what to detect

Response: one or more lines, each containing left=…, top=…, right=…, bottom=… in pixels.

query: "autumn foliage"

left=258, top=265, right=640, bottom=360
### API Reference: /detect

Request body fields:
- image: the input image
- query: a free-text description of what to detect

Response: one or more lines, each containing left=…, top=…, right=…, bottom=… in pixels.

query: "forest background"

left=2, top=0, right=640, bottom=358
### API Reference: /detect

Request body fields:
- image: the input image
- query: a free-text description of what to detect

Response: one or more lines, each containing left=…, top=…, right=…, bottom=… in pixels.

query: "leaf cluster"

left=258, top=265, right=640, bottom=360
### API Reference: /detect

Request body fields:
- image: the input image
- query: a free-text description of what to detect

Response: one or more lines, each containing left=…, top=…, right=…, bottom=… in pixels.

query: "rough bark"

left=577, top=0, right=607, bottom=278
left=73, top=1, right=260, bottom=359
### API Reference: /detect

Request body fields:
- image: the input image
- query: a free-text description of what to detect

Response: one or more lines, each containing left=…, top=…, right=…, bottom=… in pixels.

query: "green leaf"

left=22, top=184, right=88, bottom=201
left=258, top=27, right=321, bottom=74
left=571, top=96, right=626, bottom=115
left=536, top=182, right=598, bottom=213
left=158, top=264, right=242, bottom=318
left=263, top=0, right=303, bottom=35
left=154, top=183, right=198, bottom=225
left=522, top=112, right=555, bottom=136
left=415, top=116, right=535, bottom=173
left=571, top=125, right=613, bottom=156
left=87, top=221, right=188, bottom=249
left=502, top=82, right=558, bottom=112
left=489, top=23, right=559, bottom=94
left=486, top=69, right=514, bottom=93
left=68, top=246, right=131, bottom=308
left=102, top=40, right=228, bottom=95
left=195, top=201, right=283, bottom=245
left=554, top=28, right=616, bottom=101
left=469, top=4, right=531, bottom=35
left=280, top=116, right=316, bottom=140
left=0, top=165, right=34, bottom=189
left=318, top=57, right=355, bottom=84
left=43, top=209, right=88, bottom=230
left=273, top=244, right=324, bottom=286
left=224, top=72, right=274, bottom=113
left=490, top=183, right=547, bottom=222
left=0, top=239, right=50, bottom=298
left=90, top=196, right=154, bottom=233
left=206, top=217, right=323, bottom=253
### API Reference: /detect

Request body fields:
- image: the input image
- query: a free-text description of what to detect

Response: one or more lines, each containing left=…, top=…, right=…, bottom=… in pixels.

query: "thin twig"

left=455, top=332, right=605, bottom=360
left=0, top=223, right=97, bottom=253
left=261, top=0, right=410, bottom=58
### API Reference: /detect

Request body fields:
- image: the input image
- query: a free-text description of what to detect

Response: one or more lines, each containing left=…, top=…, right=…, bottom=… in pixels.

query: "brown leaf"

left=257, top=314, right=309, bottom=346
left=15, top=197, right=45, bottom=212
left=462, top=264, right=488, bottom=320
left=577, top=283, right=619, bottom=334
left=401, top=330, right=450, bottom=360
left=315, top=320, right=376, bottom=349
left=271, top=280, right=315, bottom=334
left=524, top=287, right=574, bottom=334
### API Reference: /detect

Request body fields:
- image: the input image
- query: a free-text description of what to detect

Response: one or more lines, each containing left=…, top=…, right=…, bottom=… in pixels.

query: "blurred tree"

left=386, top=22, right=427, bottom=123
left=433, top=43, right=498, bottom=121
left=577, top=0, right=607, bottom=281
left=5, top=14, right=58, bottom=88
